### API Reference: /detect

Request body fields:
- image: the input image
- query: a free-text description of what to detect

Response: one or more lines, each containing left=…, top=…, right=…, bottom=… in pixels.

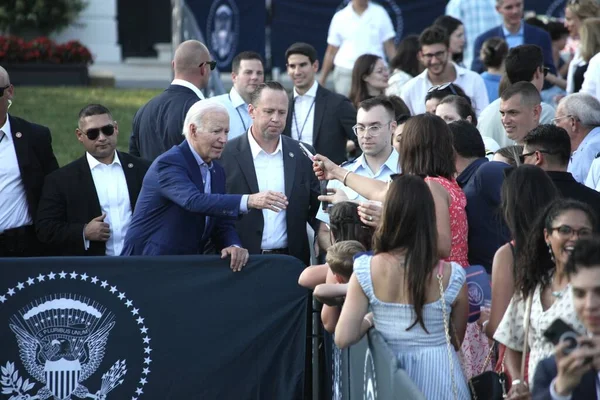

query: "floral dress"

left=425, top=176, right=489, bottom=379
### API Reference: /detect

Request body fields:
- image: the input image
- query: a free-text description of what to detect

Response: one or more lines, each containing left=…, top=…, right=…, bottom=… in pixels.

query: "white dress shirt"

left=86, top=152, right=132, bottom=256
left=211, top=88, right=252, bottom=140
left=568, top=127, right=600, bottom=184
left=0, top=115, right=32, bottom=232
left=171, top=79, right=205, bottom=100
left=247, top=130, right=287, bottom=250
left=327, top=2, right=395, bottom=70
left=581, top=53, right=600, bottom=100
left=585, top=157, right=600, bottom=192
left=291, top=80, right=318, bottom=146
left=400, top=62, right=490, bottom=116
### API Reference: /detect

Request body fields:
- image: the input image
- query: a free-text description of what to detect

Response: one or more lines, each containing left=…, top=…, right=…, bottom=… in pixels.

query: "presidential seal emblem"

left=206, top=0, right=240, bottom=68
left=1, top=271, right=151, bottom=400
left=363, top=347, right=377, bottom=400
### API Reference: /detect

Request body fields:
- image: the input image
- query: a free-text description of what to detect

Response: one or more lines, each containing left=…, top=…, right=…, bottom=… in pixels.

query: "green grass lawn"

left=10, top=87, right=162, bottom=166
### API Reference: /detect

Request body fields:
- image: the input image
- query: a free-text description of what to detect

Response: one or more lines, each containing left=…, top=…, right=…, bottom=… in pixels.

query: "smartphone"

left=320, top=181, right=330, bottom=211
left=543, top=319, right=580, bottom=356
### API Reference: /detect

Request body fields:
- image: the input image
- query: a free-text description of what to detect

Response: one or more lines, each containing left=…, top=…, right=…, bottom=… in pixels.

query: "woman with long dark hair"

left=386, top=35, right=424, bottom=96
left=348, top=54, right=389, bottom=108
left=434, top=15, right=466, bottom=66
left=494, top=199, right=597, bottom=397
left=335, top=175, right=469, bottom=399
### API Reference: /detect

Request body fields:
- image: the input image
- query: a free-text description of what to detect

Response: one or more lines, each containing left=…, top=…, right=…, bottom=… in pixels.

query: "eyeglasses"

left=421, top=50, right=447, bottom=61
left=549, top=225, right=593, bottom=239
left=543, top=67, right=550, bottom=77
left=200, top=60, right=217, bottom=71
left=352, top=121, right=392, bottom=137
left=568, top=0, right=580, bottom=5
left=551, top=115, right=575, bottom=125
left=0, top=85, right=10, bottom=97
left=518, top=150, right=555, bottom=164
left=82, top=124, right=115, bottom=140
left=428, top=82, right=457, bottom=95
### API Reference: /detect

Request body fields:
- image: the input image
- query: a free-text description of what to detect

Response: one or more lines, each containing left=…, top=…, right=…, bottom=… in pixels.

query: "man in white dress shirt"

left=319, top=0, right=396, bottom=96
left=212, top=51, right=264, bottom=140
left=0, top=66, right=58, bottom=257
left=36, top=104, right=150, bottom=256
left=219, top=82, right=320, bottom=265
left=400, top=25, right=489, bottom=116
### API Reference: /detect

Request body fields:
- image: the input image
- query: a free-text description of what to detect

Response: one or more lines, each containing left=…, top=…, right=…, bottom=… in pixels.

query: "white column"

left=52, top=0, right=121, bottom=63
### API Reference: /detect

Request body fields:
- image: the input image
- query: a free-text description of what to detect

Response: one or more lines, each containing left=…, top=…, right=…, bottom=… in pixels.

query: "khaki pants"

left=333, top=66, right=353, bottom=97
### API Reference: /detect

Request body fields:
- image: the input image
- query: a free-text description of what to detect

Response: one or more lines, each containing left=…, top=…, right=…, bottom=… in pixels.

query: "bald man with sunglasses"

left=36, top=104, right=150, bottom=256
left=129, top=40, right=215, bottom=161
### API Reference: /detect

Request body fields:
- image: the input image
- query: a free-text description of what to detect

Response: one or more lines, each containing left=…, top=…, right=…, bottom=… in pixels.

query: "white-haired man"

left=553, top=93, right=600, bottom=184
left=121, top=101, right=287, bottom=271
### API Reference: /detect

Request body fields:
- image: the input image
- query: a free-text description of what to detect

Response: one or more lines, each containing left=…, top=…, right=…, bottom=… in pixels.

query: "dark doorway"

left=118, top=0, right=172, bottom=58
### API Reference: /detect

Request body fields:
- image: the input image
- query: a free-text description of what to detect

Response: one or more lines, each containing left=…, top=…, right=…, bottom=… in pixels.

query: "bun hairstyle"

left=481, top=37, right=509, bottom=69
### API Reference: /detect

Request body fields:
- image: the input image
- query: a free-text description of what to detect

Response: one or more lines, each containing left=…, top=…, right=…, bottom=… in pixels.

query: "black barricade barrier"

left=0, top=255, right=308, bottom=399
left=342, top=330, right=426, bottom=399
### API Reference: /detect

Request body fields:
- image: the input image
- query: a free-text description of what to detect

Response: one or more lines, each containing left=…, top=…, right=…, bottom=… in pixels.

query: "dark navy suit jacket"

left=129, top=84, right=201, bottom=161
left=532, top=356, right=598, bottom=400
left=121, top=141, right=242, bottom=256
left=471, top=23, right=556, bottom=75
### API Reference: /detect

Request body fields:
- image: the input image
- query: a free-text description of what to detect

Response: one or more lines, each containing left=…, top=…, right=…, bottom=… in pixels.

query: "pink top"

left=425, top=176, right=469, bottom=267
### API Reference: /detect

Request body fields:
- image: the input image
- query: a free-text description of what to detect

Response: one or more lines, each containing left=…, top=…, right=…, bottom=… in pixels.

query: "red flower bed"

left=0, top=36, right=93, bottom=65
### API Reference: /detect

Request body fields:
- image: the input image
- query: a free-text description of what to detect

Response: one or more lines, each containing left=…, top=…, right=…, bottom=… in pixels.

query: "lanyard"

left=293, top=97, right=316, bottom=142
left=228, top=94, right=248, bottom=132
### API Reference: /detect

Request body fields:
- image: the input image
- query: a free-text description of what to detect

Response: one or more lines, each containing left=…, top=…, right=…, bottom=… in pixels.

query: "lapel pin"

left=289, top=152, right=294, bottom=158
left=128, top=163, right=133, bottom=168
left=15, top=132, right=22, bottom=138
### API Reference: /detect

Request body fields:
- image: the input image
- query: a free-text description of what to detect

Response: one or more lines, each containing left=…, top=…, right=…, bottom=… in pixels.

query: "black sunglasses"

left=518, top=149, right=554, bottom=164
left=428, top=82, right=457, bottom=95
left=200, top=60, right=217, bottom=71
left=0, top=85, right=10, bottom=97
left=542, top=67, right=550, bottom=77
left=82, top=124, right=115, bottom=140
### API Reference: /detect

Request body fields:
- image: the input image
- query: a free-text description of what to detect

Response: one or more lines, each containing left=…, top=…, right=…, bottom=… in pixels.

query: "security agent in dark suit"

left=129, top=40, right=215, bottom=161
left=532, top=237, right=600, bottom=400
left=282, top=42, right=357, bottom=165
left=36, top=104, right=150, bottom=256
left=220, top=82, right=321, bottom=266
left=0, top=66, right=59, bottom=257
left=521, top=124, right=600, bottom=230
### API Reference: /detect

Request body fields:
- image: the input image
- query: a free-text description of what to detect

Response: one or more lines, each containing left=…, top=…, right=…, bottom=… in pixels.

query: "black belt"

left=261, top=248, right=289, bottom=255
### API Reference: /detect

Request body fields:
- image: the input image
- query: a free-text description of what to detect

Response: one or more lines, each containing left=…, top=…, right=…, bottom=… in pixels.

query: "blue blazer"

left=471, top=23, right=556, bottom=75
left=532, top=356, right=598, bottom=400
left=129, top=84, right=201, bottom=161
left=121, top=141, right=243, bottom=256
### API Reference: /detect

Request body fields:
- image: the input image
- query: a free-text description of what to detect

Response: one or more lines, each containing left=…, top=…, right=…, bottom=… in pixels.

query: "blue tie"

left=200, top=163, right=211, bottom=238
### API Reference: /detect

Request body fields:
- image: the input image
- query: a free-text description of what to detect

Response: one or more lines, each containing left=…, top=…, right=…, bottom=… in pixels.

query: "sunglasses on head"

left=0, top=85, right=10, bottom=97
left=82, top=124, right=115, bottom=140
left=428, top=82, right=457, bottom=95
left=200, top=60, right=217, bottom=71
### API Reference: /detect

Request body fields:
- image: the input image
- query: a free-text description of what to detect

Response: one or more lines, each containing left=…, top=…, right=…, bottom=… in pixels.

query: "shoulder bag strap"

left=437, top=261, right=459, bottom=400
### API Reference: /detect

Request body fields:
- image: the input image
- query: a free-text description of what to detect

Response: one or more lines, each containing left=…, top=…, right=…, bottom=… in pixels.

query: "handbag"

left=467, top=343, right=507, bottom=400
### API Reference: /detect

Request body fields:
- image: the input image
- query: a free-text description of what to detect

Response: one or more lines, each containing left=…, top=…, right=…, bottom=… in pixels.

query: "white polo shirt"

left=400, top=62, right=490, bottom=116
left=327, top=2, right=395, bottom=70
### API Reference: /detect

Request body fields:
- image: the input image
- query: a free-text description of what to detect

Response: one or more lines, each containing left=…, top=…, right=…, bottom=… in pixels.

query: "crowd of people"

left=2, top=0, right=600, bottom=398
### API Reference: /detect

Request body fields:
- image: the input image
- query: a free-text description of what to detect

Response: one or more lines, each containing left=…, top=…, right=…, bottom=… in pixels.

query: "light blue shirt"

left=480, top=72, right=501, bottom=103
left=568, top=127, right=600, bottom=184
left=211, top=88, right=252, bottom=140
left=187, top=141, right=248, bottom=225
left=316, top=149, right=400, bottom=224
left=502, top=22, right=525, bottom=49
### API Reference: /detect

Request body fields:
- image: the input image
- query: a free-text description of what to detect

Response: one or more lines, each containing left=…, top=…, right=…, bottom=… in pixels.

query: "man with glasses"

left=0, top=66, right=58, bottom=257
left=315, top=96, right=399, bottom=252
left=400, top=25, right=489, bottom=116
left=129, top=40, right=214, bottom=161
left=521, top=124, right=600, bottom=227
left=552, top=93, right=600, bottom=184
left=471, top=0, right=555, bottom=76
left=36, top=104, right=150, bottom=256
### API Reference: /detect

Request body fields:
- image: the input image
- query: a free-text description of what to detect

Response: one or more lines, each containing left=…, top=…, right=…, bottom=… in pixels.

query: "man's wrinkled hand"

left=248, top=191, right=288, bottom=212
left=221, top=246, right=249, bottom=272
